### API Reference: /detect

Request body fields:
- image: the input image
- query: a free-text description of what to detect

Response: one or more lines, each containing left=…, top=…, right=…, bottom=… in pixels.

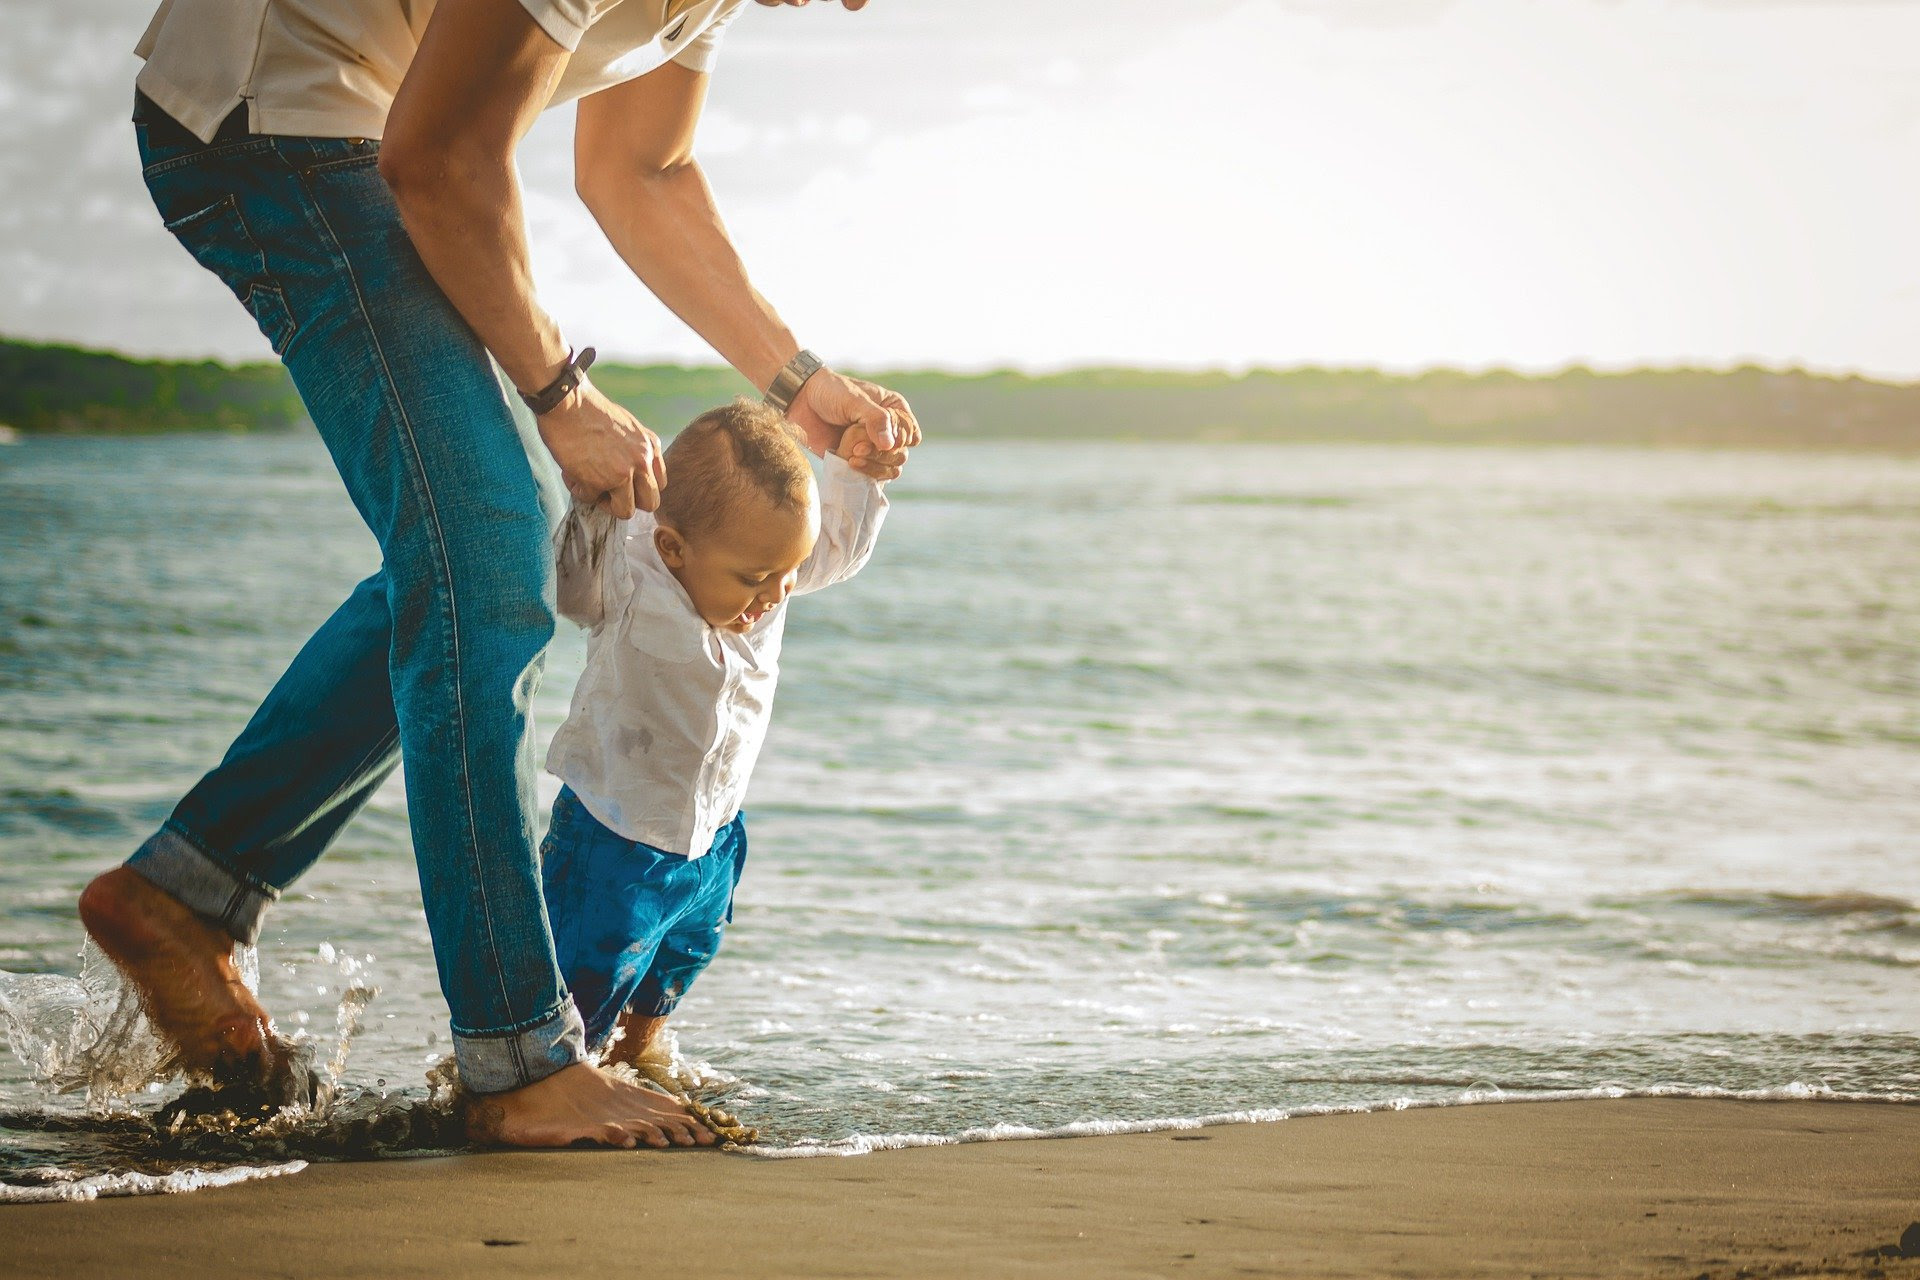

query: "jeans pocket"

left=299, top=149, right=380, bottom=177
left=163, top=194, right=299, bottom=356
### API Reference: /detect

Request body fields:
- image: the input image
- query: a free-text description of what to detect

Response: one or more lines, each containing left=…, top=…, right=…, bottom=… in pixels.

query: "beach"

left=3, top=0, right=1917, bottom=1265
left=0, top=1098, right=1912, bottom=1278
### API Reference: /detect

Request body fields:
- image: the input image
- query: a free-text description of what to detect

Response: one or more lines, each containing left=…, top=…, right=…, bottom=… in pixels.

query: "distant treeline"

left=1, top=338, right=307, bottom=434
left=5, top=336, right=1918, bottom=450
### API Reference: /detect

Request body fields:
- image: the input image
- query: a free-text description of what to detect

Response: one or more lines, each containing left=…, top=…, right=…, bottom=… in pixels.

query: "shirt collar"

left=626, top=512, right=707, bottom=627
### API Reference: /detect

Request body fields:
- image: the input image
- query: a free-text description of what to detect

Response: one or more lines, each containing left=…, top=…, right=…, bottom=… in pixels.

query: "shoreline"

left=1, top=1098, right=1914, bottom=1278
left=736, top=1083, right=1918, bottom=1158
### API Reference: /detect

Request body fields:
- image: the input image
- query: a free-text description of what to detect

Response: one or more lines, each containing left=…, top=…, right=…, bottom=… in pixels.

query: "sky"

left=1, top=0, right=1916, bottom=377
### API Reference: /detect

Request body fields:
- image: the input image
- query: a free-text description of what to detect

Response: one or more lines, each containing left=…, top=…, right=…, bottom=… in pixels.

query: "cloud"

left=2, top=0, right=1917, bottom=377
left=0, top=0, right=272, bottom=356
left=533, top=0, right=1920, bottom=375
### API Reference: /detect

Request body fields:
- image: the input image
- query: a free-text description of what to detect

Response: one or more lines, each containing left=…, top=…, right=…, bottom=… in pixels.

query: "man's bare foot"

left=78, top=867, right=300, bottom=1096
left=461, top=1062, right=718, bottom=1149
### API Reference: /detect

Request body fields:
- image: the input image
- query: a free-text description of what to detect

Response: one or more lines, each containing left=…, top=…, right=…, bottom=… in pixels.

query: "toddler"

left=541, top=398, right=898, bottom=1074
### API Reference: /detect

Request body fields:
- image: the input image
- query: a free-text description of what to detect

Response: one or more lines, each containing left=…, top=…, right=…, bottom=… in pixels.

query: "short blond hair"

left=657, top=399, right=814, bottom=539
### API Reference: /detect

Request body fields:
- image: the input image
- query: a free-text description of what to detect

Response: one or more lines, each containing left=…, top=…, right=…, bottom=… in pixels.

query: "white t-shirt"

left=134, top=0, right=748, bottom=144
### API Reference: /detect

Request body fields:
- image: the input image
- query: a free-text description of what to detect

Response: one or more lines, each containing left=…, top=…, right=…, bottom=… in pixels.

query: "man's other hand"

left=538, top=380, right=667, bottom=518
left=787, top=368, right=921, bottom=462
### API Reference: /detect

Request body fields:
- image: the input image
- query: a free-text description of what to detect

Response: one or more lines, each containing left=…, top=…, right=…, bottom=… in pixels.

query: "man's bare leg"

left=78, top=867, right=298, bottom=1091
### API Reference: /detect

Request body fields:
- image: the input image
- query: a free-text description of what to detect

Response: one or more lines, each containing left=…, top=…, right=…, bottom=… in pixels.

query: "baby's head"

left=653, top=399, right=820, bottom=633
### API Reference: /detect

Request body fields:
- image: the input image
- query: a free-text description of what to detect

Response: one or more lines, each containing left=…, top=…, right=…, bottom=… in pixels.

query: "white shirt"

left=545, top=453, right=888, bottom=857
left=134, top=0, right=748, bottom=143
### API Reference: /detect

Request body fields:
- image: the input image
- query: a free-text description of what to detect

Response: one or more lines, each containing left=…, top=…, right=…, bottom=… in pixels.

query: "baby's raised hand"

left=835, top=416, right=913, bottom=482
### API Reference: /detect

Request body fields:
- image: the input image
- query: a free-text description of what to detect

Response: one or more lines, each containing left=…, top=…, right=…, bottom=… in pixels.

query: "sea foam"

left=0, top=1160, right=308, bottom=1204
left=742, top=1081, right=1920, bottom=1158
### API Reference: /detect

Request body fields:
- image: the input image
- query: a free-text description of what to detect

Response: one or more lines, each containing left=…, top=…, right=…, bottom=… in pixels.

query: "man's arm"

left=574, top=65, right=917, bottom=463
left=379, top=0, right=665, bottom=518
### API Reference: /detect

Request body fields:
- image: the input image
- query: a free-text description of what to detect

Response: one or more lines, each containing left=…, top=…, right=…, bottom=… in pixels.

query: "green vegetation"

left=0, top=338, right=306, bottom=433
left=4, top=336, right=1917, bottom=450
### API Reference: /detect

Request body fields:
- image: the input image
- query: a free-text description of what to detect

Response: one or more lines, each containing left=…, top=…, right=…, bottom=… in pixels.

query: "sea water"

left=1, top=435, right=1916, bottom=1195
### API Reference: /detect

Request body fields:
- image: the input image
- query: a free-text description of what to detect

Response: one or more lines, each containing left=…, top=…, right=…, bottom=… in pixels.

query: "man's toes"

left=601, top=1123, right=637, bottom=1149
left=666, top=1115, right=714, bottom=1147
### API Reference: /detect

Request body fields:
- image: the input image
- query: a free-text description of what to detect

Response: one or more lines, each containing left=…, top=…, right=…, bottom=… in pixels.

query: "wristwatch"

left=521, top=346, right=596, bottom=416
left=762, top=349, right=824, bottom=415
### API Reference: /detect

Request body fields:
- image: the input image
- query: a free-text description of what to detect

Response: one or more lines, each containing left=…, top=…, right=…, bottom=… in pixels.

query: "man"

left=80, top=0, right=918, bottom=1151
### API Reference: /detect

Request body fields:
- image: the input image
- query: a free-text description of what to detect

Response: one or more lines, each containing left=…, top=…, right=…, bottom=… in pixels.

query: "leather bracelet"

left=762, top=349, right=824, bottom=415
left=521, top=346, right=596, bottom=416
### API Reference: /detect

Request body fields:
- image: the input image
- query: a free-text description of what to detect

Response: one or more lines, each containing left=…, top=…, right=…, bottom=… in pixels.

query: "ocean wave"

left=1183, top=493, right=1357, bottom=508
left=1670, top=498, right=1920, bottom=521
left=0, top=1160, right=308, bottom=1204
left=1665, top=890, right=1915, bottom=921
left=742, top=1081, right=1919, bottom=1159
left=0, top=789, right=139, bottom=840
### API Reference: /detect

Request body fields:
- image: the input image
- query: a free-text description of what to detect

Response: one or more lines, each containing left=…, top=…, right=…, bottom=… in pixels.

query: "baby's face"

left=656, top=485, right=819, bottom=633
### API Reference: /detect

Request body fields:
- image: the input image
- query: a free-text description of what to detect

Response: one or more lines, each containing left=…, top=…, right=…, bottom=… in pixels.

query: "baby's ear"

left=653, top=522, right=687, bottom=568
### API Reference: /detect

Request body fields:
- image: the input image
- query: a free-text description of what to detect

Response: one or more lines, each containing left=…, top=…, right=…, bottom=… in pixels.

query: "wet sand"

left=1, top=1098, right=1915, bottom=1279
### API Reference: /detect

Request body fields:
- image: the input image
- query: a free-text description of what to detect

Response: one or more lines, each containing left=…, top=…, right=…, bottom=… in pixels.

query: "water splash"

left=0, top=941, right=441, bottom=1202
left=0, top=946, right=176, bottom=1109
left=312, top=944, right=379, bottom=1092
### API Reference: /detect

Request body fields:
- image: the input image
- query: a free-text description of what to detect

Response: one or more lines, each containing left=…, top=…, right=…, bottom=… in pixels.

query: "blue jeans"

left=125, top=94, right=584, bottom=1093
left=541, top=788, right=748, bottom=1050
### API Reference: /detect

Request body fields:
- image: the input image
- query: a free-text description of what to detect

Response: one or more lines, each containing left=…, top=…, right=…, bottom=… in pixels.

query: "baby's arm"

left=790, top=427, right=898, bottom=596
left=552, top=501, right=626, bottom=628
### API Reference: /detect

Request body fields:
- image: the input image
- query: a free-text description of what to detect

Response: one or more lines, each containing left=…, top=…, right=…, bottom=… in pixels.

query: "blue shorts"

left=539, top=786, right=748, bottom=1049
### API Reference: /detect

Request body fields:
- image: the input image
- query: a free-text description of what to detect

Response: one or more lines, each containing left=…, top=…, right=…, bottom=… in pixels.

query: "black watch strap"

left=521, top=346, right=596, bottom=416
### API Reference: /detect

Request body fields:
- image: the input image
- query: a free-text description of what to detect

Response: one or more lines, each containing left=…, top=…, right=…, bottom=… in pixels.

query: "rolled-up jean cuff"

left=125, top=823, right=277, bottom=946
left=453, top=999, right=588, bottom=1094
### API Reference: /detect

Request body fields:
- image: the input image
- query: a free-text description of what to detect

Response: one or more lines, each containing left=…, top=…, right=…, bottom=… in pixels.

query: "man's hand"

left=537, top=379, right=667, bottom=518
left=787, top=368, right=921, bottom=465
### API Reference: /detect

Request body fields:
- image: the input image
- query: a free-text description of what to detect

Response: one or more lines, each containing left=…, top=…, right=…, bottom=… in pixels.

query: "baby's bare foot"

left=79, top=867, right=297, bottom=1091
left=462, top=1062, right=719, bottom=1149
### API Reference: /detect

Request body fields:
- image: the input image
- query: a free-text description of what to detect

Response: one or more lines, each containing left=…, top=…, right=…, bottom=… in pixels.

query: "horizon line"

left=6, top=333, right=1917, bottom=390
